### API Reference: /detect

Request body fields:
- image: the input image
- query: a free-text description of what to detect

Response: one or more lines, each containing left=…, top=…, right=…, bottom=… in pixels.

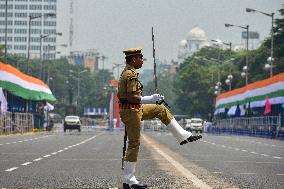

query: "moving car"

left=185, top=118, right=203, bottom=133
left=63, top=115, right=81, bottom=132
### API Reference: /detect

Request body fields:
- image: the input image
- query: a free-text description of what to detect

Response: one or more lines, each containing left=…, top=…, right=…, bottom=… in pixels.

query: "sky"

left=56, top=0, right=283, bottom=71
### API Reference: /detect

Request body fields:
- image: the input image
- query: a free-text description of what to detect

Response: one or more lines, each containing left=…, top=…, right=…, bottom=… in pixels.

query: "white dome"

left=187, top=26, right=207, bottom=41
left=179, top=39, right=188, bottom=48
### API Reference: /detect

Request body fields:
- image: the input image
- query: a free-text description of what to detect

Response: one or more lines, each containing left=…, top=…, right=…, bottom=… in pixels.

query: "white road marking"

left=0, top=144, right=3, bottom=145
left=143, top=134, right=212, bottom=189
left=18, top=141, right=23, bottom=143
left=21, top=162, right=32, bottom=166
left=273, top=156, right=282, bottom=159
left=3, top=134, right=102, bottom=173
left=57, top=150, right=63, bottom=153
left=5, top=167, right=18, bottom=172
left=276, top=174, right=284, bottom=176
left=212, top=171, right=222, bottom=174
left=33, top=158, right=43, bottom=162
left=250, top=151, right=258, bottom=154
left=241, top=149, right=247, bottom=152
left=239, top=173, right=256, bottom=175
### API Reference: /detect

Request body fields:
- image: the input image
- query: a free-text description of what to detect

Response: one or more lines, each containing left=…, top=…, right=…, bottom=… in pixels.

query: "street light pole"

left=271, top=12, right=274, bottom=77
left=246, top=8, right=275, bottom=77
left=225, top=23, right=249, bottom=85
left=4, top=0, right=8, bottom=62
left=77, top=70, right=87, bottom=106
left=211, top=39, right=232, bottom=51
left=27, top=13, right=55, bottom=74
left=245, top=25, right=249, bottom=86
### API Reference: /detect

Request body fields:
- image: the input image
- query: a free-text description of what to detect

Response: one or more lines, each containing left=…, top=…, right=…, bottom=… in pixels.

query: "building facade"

left=0, top=0, right=57, bottom=59
left=177, top=26, right=210, bottom=62
left=67, top=49, right=100, bottom=73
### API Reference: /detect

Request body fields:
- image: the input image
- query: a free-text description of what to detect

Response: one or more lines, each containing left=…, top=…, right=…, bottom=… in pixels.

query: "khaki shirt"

left=117, top=64, right=142, bottom=101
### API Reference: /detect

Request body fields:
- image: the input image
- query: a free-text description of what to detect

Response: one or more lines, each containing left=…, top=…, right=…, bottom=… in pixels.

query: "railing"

left=0, top=112, right=34, bottom=135
left=208, top=116, right=284, bottom=140
left=142, top=120, right=167, bottom=132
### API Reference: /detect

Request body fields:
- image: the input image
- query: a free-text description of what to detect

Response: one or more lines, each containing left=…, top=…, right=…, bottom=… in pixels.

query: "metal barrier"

left=142, top=120, right=167, bottom=132
left=0, top=112, right=34, bottom=135
left=208, top=116, right=283, bottom=139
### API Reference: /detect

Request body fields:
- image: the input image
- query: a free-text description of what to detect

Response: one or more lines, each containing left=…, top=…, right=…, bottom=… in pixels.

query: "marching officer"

left=118, top=47, right=202, bottom=189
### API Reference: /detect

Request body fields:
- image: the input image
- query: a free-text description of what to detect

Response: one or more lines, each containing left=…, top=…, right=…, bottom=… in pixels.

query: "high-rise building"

left=0, top=0, right=57, bottom=59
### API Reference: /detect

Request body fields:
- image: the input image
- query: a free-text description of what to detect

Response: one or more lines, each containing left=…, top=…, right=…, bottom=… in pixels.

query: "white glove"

left=140, top=94, right=164, bottom=104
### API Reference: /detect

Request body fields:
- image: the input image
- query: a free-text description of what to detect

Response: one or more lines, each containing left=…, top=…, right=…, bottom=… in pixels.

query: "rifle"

left=152, top=27, right=171, bottom=109
left=121, top=126, right=127, bottom=169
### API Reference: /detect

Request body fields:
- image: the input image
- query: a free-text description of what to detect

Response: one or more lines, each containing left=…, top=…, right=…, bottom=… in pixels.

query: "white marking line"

left=43, top=155, right=51, bottom=158
left=57, top=150, right=63, bottom=153
left=261, top=154, right=269, bottom=157
left=273, top=156, right=282, bottom=159
left=241, top=149, right=247, bottom=152
left=51, top=152, right=57, bottom=155
left=143, top=134, right=212, bottom=189
left=33, top=158, right=42, bottom=162
left=276, top=174, right=284, bottom=176
left=0, top=144, right=2, bottom=145
left=250, top=151, right=258, bottom=154
left=5, top=167, right=18, bottom=172
left=240, top=173, right=256, bottom=175
left=18, top=141, right=23, bottom=143
left=21, top=162, right=32, bottom=166
left=212, top=171, right=222, bottom=174
left=64, top=148, right=69, bottom=150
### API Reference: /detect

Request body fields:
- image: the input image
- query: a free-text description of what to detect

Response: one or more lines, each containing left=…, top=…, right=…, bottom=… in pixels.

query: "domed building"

left=177, top=39, right=189, bottom=60
left=177, top=26, right=210, bottom=61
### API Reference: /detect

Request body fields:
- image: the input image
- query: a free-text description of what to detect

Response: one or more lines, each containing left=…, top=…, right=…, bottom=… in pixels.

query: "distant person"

left=118, top=47, right=202, bottom=189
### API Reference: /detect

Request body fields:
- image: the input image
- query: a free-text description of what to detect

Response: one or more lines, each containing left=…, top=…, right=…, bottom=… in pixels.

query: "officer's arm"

left=126, top=92, right=141, bottom=103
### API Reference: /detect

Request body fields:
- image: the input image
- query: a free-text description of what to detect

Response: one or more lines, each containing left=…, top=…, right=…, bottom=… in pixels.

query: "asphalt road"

left=0, top=125, right=283, bottom=189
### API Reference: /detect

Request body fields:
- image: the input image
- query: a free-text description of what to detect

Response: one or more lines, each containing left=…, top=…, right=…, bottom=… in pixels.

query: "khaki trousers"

left=120, top=104, right=174, bottom=162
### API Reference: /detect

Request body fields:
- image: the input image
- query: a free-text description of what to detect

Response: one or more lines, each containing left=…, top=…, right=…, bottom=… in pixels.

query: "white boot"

left=167, top=118, right=202, bottom=145
left=123, top=161, right=139, bottom=185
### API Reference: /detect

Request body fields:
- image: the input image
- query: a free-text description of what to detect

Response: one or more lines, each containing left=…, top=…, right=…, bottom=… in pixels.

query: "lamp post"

left=77, top=70, right=88, bottom=106
left=225, top=23, right=249, bottom=85
left=113, top=63, right=123, bottom=79
left=211, top=39, right=232, bottom=51
left=40, top=32, right=62, bottom=61
left=27, top=13, right=55, bottom=73
left=4, top=0, right=8, bottom=62
left=246, top=8, right=274, bottom=77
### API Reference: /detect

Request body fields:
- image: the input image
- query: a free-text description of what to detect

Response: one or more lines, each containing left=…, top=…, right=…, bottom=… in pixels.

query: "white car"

left=63, top=115, right=81, bottom=132
left=185, top=118, right=203, bottom=133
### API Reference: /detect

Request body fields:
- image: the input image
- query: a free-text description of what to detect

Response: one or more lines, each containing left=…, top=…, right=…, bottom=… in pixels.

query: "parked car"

left=63, top=115, right=81, bottom=132
left=185, top=118, right=203, bottom=133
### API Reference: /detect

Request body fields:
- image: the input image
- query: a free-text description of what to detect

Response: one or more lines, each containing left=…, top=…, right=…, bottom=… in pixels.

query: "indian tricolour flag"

left=216, top=73, right=284, bottom=110
left=0, top=62, right=56, bottom=102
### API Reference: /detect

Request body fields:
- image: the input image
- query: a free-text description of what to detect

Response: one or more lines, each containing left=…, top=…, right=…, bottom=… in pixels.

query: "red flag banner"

left=264, top=96, right=271, bottom=115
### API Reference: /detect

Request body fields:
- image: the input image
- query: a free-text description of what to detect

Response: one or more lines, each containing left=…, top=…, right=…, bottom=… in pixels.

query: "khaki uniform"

left=118, top=64, right=174, bottom=162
